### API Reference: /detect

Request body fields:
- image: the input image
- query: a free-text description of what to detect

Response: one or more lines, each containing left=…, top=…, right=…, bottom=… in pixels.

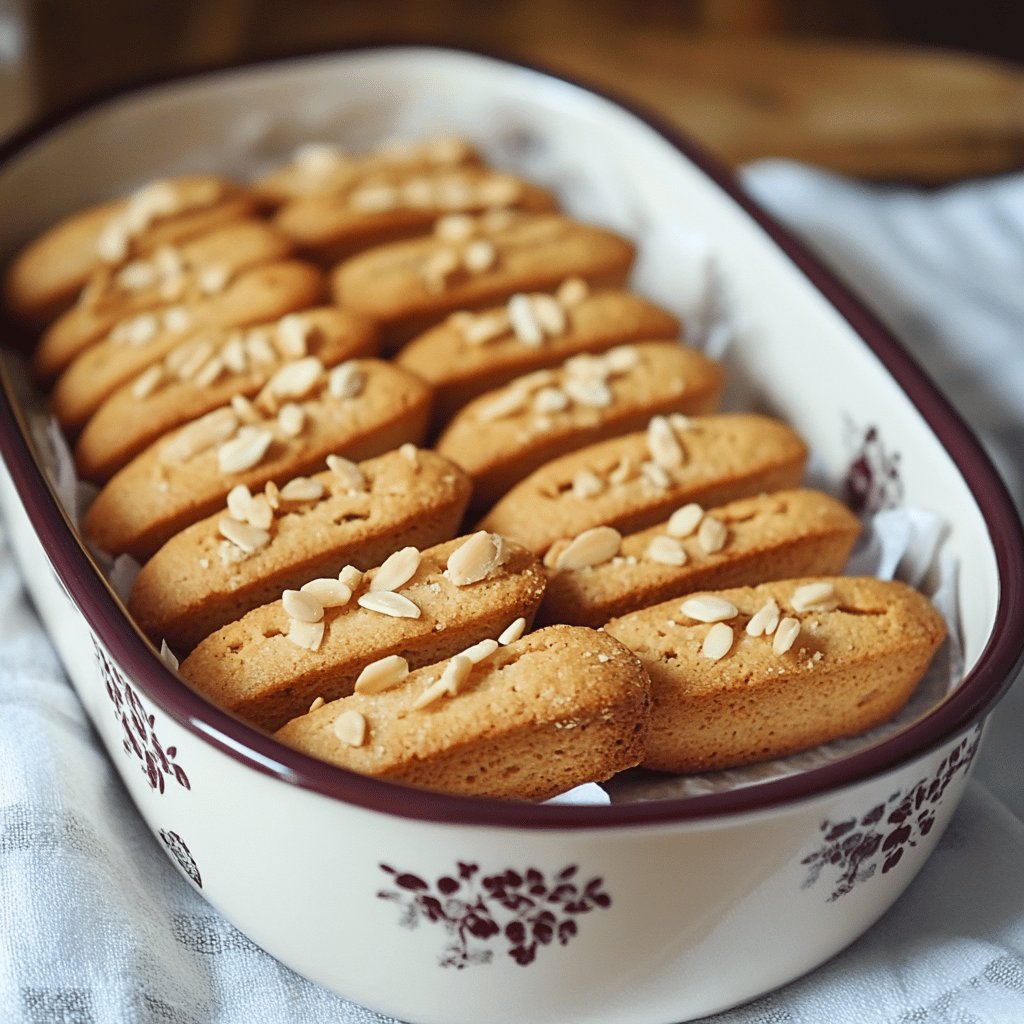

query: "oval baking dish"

left=1, top=45, right=1023, bottom=1024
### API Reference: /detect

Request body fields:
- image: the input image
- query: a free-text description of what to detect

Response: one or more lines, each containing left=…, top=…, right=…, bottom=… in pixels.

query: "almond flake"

left=246, top=493, right=274, bottom=531
left=447, top=531, right=507, bottom=586
left=354, top=654, right=410, bottom=694
left=277, top=402, right=305, bottom=438
left=226, top=483, right=254, bottom=521
left=604, top=345, right=639, bottom=374
left=647, top=415, right=685, bottom=469
left=564, top=353, right=608, bottom=381
left=160, top=408, right=238, bottom=463
left=349, top=184, right=400, bottom=212
left=159, top=639, right=179, bottom=671
left=333, top=709, right=368, bottom=747
left=300, top=578, right=353, bottom=608
left=747, top=598, right=781, bottom=637
left=477, top=387, right=527, bottom=422
left=119, top=313, right=158, bottom=346
left=463, top=239, right=497, bottom=274
left=645, top=535, right=687, bottom=566
left=276, top=314, right=310, bottom=357
left=571, top=468, right=604, bottom=500
left=339, top=565, right=364, bottom=591
left=245, top=329, right=278, bottom=364
left=131, top=365, right=164, bottom=399
left=287, top=618, right=325, bottom=652
left=264, top=480, right=280, bottom=509
left=117, top=260, right=157, bottom=291
left=326, top=454, right=366, bottom=491
left=153, top=245, right=183, bottom=278
left=669, top=413, right=694, bottom=434
left=198, top=263, right=230, bottom=294
left=556, top=526, right=621, bottom=571
left=357, top=590, right=421, bottom=618
left=423, top=247, right=460, bottom=292
left=370, top=546, right=421, bottom=592
left=279, top=476, right=324, bottom=502
left=460, top=638, right=499, bottom=664
left=283, top=588, right=324, bottom=623
left=435, top=213, right=476, bottom=242
left=773, top=616, right=801, bottom=655
left=309, top=696, right=325, bottom=713
left=609, top=457, right=636, bottom=485
left=556, top=277, right=589, bottom=308
left=681, top=595, right=738, bottom=623
left=498, top=617, right=526, bottom=645
left=702, top=622, right=734, bottom=661
left=507, top=292, right=544, bottom=346
left=543, top=539, right=570, bottom=569
left=266, top=357, right=324, bottom=400
left=667, top=503, right=703, bottom=538
left=399, top=443, right=419, bottom=467
left=327, top=360, right=365, bottom=400
left=410, top=676, right=450, bottom=710
left=176, top=341, right=215, bottom=381
left=97, top=220, right=130, bottom=263
left=462, top=310, right=510, bottom=346
left=563, top=377, right=612, bottom=409
left=641, top=460, right=671, bottom=489
left=230, top=393, right=260, bottom=423
left=697, top=515, right=728, bottom=554
left=193, top=356, right=225, bottom=388
left=791, top=581, right=837, bottom=613
left=531, top=293, right=566, bottom=336
left=217, top=427, right=273, bottom=474
left=413, top=654, right=473, bottom=709
left=218, top=515, right=270, bottom=553
left=162, top=306, right=192, bottom=334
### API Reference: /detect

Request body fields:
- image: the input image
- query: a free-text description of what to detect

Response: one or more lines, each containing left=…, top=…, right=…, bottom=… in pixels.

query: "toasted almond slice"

left=556, top=276, right=589, bottom=308
left=333, top=709, right=368, bottom=747
left=399, top=443, right=419, bottom=467
left=645, top=535, right=688, bottom=567
left=357, top=591, right=421, bottom=619
left=327, top=360, right=365, bottom=400
left=160, top=408, right=239, bottom=464
left=410, top=675, right=449, bottom=710
left=508, top=292, right=543, bottom=346
left=681, top=595, right=738, bottom=623
left=564, top=352, right=608, bottom=381
left=462, top=309, right=510, bottom=346
left=667, top=502, right=703, bottom=538
left=264, top=480, right=280, bottom=509
left=279, top=476, right=324, bottom=502
left=246, top=493, right=274, bottom=531
left=702, top=622, right=734, bottom=661
left=266, top=356, right=324, bottom=400
left=604, top=344, right=639, bottom=374
left=309, top=696, right=325, bottom=713
left=463, top=239, right=497, bottom=274
left=460, top=638, right=499, bottom=664
left=338, top=565, right=364, bottom=591
left=498, top=617, right=527, bottom=645
left=159, top=638, right=179, bottom=671
left=447, top=531, right=507, bottom=586
left=647, top=415, right=685, bottom=469
left=276, top=313, right=310, bottom=358
left=277, top=402, right=305, bottom=438
left=423, top=247, right=460, bottom=292
left=231, top=393, right=260, bottom=423
left=326, top=454, right=366, bottom=491
left=193, top=356, right=225, bottom=388
left=225, top=484, right=254, bottom=521
left=131, top=364, right=164, bottom=400
left=543, top=538, right=571, bottom=569
left=641, top=460, right=671, bottom=490
left=245, top=328, right=278, bottom=364
left=697, top=515, right=728, bottom=554
left=563, top=377, right=613, bottom=409
left=746, top=598, right=781, bottom=637
left=163, top=306, right=192, bottom=334
left=300, top=578, right=353, bottom=608
left=435, top=213, right=476, bottom=242
left=476, top=174, right=521, bottom=207
left=217, top=427, right=273, bottom=475
left=217, top=516, right=269, bottom=553
left=370, top=546, right=421, bottom=593
left=477, top=387, right=528, bottom=422
left=608, top=456, right=635, bottom=485
left=198, top=263, right=230, bottom=295
left=287, top=617, right=326, bottom=652
left=773, top=616, right=801, bottom=655
left=530, top=293, right=567, bottom=336
left=556, top=526, right=621, bottom=571
left=283, top=588, right=324, bottom=623
left=354, top=654, right=410, bottom=694
left=791, top=581, right=838, bottom=613
left=571, top=468, right=604, bottom=500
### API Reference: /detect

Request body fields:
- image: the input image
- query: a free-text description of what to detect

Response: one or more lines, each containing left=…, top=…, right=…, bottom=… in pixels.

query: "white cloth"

left=3, top=160, right=1024, bottom=1023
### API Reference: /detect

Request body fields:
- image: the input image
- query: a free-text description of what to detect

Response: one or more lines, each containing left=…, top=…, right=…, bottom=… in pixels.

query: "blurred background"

left=2, top=0, right=1024, bottom=183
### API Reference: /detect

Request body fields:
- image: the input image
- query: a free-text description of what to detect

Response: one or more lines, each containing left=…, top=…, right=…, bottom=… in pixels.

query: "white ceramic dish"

left=1, top=46, right=1023, bottom=1024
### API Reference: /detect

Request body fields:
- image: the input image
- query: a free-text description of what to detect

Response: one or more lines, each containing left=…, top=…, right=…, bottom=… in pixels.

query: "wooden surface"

left=23, top=0, right=1024, bottom=183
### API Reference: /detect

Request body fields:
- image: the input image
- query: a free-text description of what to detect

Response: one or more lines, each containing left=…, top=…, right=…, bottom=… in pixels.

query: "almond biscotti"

left=274, top=165, right=558, bottom=264
left=605, top=576, right=946, bottom=772
left=253, top=135, right=482, bottom=206
left=180, top=532, right=547, bottom=731
left=274, top=624, right=651, bottom=801
left=129, top=447, right=472, bottom=652
left=396, top=282, right=682, bottom=429
left=82, top=357, right=432, bottom=560
left=34, top=219, right=295, bottom=379
left=51, top=260, right=327, bottom=434
left=331, top=212, right=636, bottom=350
left=436, top=342, right=725, bottom=513
left=537, top=489, right=861, bottom=627
left=4, top=175, right=258, bottom=326
left=74, top=307, right=377, bottom=481
left=479, top=413, right=809, bottom=555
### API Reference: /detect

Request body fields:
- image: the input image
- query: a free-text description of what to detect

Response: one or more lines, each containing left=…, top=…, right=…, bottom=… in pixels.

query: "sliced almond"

left=277, top=403, right=305, bottom=438
left=354, top=654, right=410, bottom=694
left=308, top=696, right=325, bottom=713
left=498, top=617, right=526, bottom=645
left=279, top=476, right=324, bottom=502
left=287, top=618, right=326, bottom=653
left=349, top=184, right=400, bottom=213
left=131, top=364, right=164, bottom=399
left=300, top=578, right=353, bottom=608
left=641, top=460, right=671, bottom=490
left=326, top=454, right=366, bottom=492
left=460, top=638, right=499, bottom=664
left=462, top=309, right=510, bottom=346
left=477, top=387, right=528, bottom=422
left=160, top=408, right=238, bottom=464
left=697, top=516, right=728, bottom=554
left=773, top=616, right=801, bottom=655
left=702, top=622, right=734, bottom=661
left=563, top=377, right=612, bottom=409
left=645, top=535, right=687, bottom=567
left=245, top=493, right=274, bottom=531
left=571, top=468, right=604, bottom=500
left=339, top=565, right=364, bottom=591
left=412, top=654, right=473, bottom=710
left=357, top=591, right=421, bottom=619
left=556, top=277, right=589, bottom=308
left=556, top=526, right=621, bottom=571
left=327, top=360, right=365, bottom=400
left=217, top=516, right=270, bottom=553
left=446, top=531, right=506, bottom=586
left=225, top=483, right=254, bottom=521
left=283, top=588, right=324, bottom=623
left=370, top=546, right=421, bottom=593
left=193, top=356, right=225, bottom=388
left=681, top=595, right=738, bottom=623
left=746, top=598, right=781, bottom=637
left=162, top=306, right=192, bottom=334
left=604, top=345, right=639, bottom=374
left=791, top=581, right=838, bottom=613
left=531, top=293, right=567, bottom=336
left=435, top=213, right=476, bottom=242
left=463, top=239, right=497, bottom=274
left=333, top=709, right=368, bottom=747
left=647, top=415, right=685, bottom=469
left=667, top=503, right=703, bottom=538
left=217, top=427, right=273, bottom=475
left=276, top=314, right=310, bottom=358
left=507, top=292, right=543, bottom=346
left=266, top=356, right=324, bottom=400
left=198, top=263, right=230, bottom=295
left=609, top=456, right=636, bottom=485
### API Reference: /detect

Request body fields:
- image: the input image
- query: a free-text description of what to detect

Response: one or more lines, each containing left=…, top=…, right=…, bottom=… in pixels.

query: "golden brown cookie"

left=129, top=447, right=472, bottom=652
left=82, top=357, right=432, bottom=560
left=536, top=489, right=861, bottom=627
left=274, top=624, right=651, bottom=801
left=34, top=219, right=295, bottom=379
left=4, top=175, right=258, bottom=326
left=478, top=413, right=809, bottom=555
left=396, top=282, right=682, bottom=431
left=73, top=306, right=376, bottom=481
left=436, top=341, right=725, bottom=513
left=180, top=533, right=547, bottom=731
left=605, top=576, right=946, bottom=772
left=331, top=211, right=636, bottom=351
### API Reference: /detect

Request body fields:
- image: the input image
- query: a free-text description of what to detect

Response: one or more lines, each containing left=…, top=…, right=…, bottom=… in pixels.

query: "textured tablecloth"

left=3, top=160, right=1024, bottom=1023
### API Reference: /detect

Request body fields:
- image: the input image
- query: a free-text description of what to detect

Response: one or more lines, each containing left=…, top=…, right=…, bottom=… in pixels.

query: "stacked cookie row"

left=4, top=135, right=945, bottom=802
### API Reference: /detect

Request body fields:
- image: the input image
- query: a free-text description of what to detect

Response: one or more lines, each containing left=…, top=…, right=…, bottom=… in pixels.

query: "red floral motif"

left=844, top=420, right=903, bottom=514
left=94, top=641, right=190, bottom=795
left=159, top=829, right=202, bottom=888
left=377, top=861, right=611, bottom=968
left=800, top=728, right=980, bottom=901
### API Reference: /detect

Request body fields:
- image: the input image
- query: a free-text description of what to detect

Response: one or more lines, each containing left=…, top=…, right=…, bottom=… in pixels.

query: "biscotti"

left=537, top=489, right=861, bottom=627
left=274, top=165, right=558, bottom=264
left=4, top=175, right=258, bottom=326
left=331, top=212, right=636, bottom=350
left=479, top=413, right=809, bottom=555
left=180, top=532, right=547, bottom=731
left=253, top=135, right=482, bottom=206
left=51, top=259, right=327, bottom=433
left=82, top=357, right=432, bottom=560
left=34, top=219, right=295, bottom=379
left=605, top=576, right=946, bottom=772
left=273, top=624, right=651, bottom=801
left=74, top=307, right=377, bottom=481
left=437, top=341, right=725, bottom=513
left=129, top=447, right=472, bottom=651
left=396, top=282, right=682, bottom=430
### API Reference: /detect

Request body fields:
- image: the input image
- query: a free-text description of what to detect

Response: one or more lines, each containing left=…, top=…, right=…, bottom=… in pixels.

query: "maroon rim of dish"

left=1, top=42, right=1022, bottom=830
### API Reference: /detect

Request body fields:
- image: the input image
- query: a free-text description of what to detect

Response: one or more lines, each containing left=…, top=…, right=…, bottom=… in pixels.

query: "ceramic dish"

left=1, top=46, right=1023, bottom=1024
